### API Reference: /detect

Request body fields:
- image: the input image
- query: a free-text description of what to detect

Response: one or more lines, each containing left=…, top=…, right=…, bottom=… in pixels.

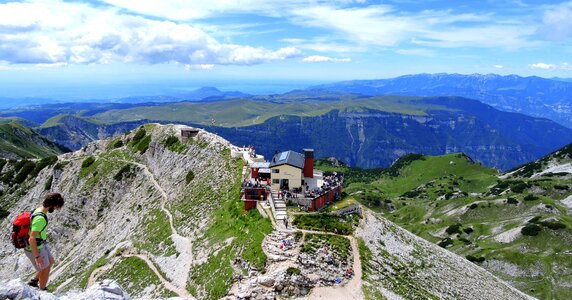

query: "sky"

left=0, top=0, right=572, bottom=99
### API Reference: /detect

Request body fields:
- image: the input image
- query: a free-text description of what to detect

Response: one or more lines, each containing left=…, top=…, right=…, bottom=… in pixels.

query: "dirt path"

left=125, top=254, right=192, bottom=298
left=87, top=259, right=116, bottom=287
left=127, top=161, right=195, bottom=289
left=86, top=253, right=194, bottom=298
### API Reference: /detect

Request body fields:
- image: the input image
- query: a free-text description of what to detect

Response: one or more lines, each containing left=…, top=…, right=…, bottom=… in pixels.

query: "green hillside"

left=91, top=96, right=450, bottom=127
left=332, top=151, right=572, bottom=299
left=0, top=121, right=68, bottom=159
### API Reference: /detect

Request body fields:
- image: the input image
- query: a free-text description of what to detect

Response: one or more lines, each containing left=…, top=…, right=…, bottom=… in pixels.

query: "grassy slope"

left=333, top=153, right=572, bottom=299
left=39, top=114, right=105, bottom=128
left=0, top=121, right=66, bottom=158
left=91, top=96, right=452, bottom=127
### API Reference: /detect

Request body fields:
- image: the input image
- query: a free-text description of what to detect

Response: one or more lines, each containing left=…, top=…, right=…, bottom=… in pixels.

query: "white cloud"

left=35, top=62, right=68, bottom=68
left=185, top=64, right=215, bottom=70
left=396, top=49, right=434, bottom=57
left=537, top=2, right=572, bottom=41
left=493, top=65, right=505, bottom=69
left=0, top=0, right=301, bottom=66
left=302, top=55, right=351, bottom=63
left=100, top=0, right=369, bottom=20
left=289, top=5, right=535, bottom=49
left=529, top=62, right=572, bottom=70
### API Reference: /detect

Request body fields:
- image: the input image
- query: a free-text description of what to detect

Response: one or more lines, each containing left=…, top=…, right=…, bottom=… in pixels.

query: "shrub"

left=401, top=190, right=420, bottom=198
left=459, top=237, right=472, bottom=245
left=511, top=182, right=529, bottom=193
left=438, top=238, right=453, bottom=248
left=14, top=160, right=36, bottom=184
left=136, top=135, right=151, bottom=154
left=463, top=227, right=474, bottom=234
left=162, top=135, right=186, bottom=153
left=540, top=221, right=566, bottom=230
left=132, top=128, right=146, bottom=144
left=524, top=194, right=538, bottom=201
left=468, top=203, right=478, bottom=209
left=0, top=207, right=9, bottom=220
left=0, top=159, right=6, bottom=173
left=114, top=165, right=135, bottom=181
left=286, top=267, right=301, bottom=276
left=554, top=185, right=569, bottom=190
left=186, top=170, right=195, bottom=184
left=521, top=224, right=542, bottom=236
left=30, top=156, right=58, bottom=178
left=54, top=161, right=69, bottom=170
left=446, top=223, right=463, bottom=235
left=466, top=255, right=485, bottom=263
left=44, top=175, right=53, bottom=191
left=163, top=136, right=179, bottom=148
left=82, top=156, right=96, bottom=169
left=528, top=216, right=541, bottom=223
left=507, top=197, right=519, bottom=205
left=111, top=139, right=124, bottom=149
left=294, top=231, right=303, bottom=242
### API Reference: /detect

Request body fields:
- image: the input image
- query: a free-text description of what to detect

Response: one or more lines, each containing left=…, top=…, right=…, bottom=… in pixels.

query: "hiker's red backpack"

left=11, top=211, right=47, bottom=249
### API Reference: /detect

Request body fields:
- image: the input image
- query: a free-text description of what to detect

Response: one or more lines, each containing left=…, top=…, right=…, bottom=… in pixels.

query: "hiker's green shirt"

left=26, top=208, right=47, bottom=250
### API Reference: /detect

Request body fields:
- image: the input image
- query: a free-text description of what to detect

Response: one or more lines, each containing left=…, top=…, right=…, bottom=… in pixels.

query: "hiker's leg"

left=38, top=266, right=50, bottom=289
left=38, top=245, right=54, bottom=289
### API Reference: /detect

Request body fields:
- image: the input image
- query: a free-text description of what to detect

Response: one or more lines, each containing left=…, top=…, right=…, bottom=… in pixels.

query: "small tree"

left=521, top=224, right=541, bottom=236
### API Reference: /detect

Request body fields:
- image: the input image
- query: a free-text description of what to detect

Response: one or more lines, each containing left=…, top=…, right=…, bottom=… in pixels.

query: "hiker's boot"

left=27, top=278, right=39, bottom=287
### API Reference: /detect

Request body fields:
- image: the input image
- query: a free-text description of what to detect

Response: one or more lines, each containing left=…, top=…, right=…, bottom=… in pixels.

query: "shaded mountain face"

left=37, top=115, right=148, bottom=151
left=0, top=122, right=69, bottom=159
left=203, top=97, right=572, bottom=170
left=309, top=73, right=572, bottom=128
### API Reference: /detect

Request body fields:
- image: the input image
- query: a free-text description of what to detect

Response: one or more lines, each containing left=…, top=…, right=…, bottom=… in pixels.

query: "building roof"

left=270, top=150, right=305, bottom=169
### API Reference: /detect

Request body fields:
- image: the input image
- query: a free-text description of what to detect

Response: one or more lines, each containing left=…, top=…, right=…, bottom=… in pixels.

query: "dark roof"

left=270, top=150, right=305, bottom=169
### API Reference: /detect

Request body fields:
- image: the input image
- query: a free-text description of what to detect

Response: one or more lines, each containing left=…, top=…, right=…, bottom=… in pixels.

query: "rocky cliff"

left=0, top=124, right=269, bottom=299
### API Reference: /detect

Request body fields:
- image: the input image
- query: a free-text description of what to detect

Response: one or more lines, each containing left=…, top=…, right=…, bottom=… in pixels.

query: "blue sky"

left=0, top=0, right=571, bottom=98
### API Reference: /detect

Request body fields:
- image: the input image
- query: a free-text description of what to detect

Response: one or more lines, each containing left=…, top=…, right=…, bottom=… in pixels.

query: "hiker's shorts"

left=25, top=244, right=54, bottom=272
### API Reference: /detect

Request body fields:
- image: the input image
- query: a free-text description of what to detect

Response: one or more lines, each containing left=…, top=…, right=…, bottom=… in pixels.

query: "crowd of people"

left=303, top=172, right=343, bottom=199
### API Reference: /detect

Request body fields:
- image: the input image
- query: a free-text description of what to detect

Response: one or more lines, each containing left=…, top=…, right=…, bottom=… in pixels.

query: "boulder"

left=258, top=276, right=275, bottom=287
left=0, top=279, right=38, bottom=300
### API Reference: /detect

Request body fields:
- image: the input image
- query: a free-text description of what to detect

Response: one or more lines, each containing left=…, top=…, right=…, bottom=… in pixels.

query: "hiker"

left=25, top=192, right=65, bottom=290
left=283, top=218, right=289, bottom=228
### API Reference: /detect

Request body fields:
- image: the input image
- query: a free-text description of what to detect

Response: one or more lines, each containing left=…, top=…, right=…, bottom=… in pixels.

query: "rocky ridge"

left=357, top=210, right=535, bottom=300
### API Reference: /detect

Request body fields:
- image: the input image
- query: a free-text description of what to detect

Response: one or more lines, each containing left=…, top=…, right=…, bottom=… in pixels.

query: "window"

left=272, top=169, right=280, bottom=173
left=272, top=179, right=279, bottom=184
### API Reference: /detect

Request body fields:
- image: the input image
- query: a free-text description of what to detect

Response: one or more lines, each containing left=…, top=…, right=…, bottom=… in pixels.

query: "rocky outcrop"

left=0, top=279, right=130, bottom=300
left=357, top=210, right=535, bottom=300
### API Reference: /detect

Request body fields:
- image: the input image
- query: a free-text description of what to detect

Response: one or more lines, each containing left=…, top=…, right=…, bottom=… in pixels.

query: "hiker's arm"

left=29, top=231, right=40, bottom=257
left=28, top=231, right=44, bottom=268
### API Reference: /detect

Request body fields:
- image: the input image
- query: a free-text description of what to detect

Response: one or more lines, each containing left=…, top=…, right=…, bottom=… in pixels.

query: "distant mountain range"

left=3, top=75, right=572, bottom=170
left=309, top=73, right=572, bottom=128
left=204, top=96, right=572, bottom=170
